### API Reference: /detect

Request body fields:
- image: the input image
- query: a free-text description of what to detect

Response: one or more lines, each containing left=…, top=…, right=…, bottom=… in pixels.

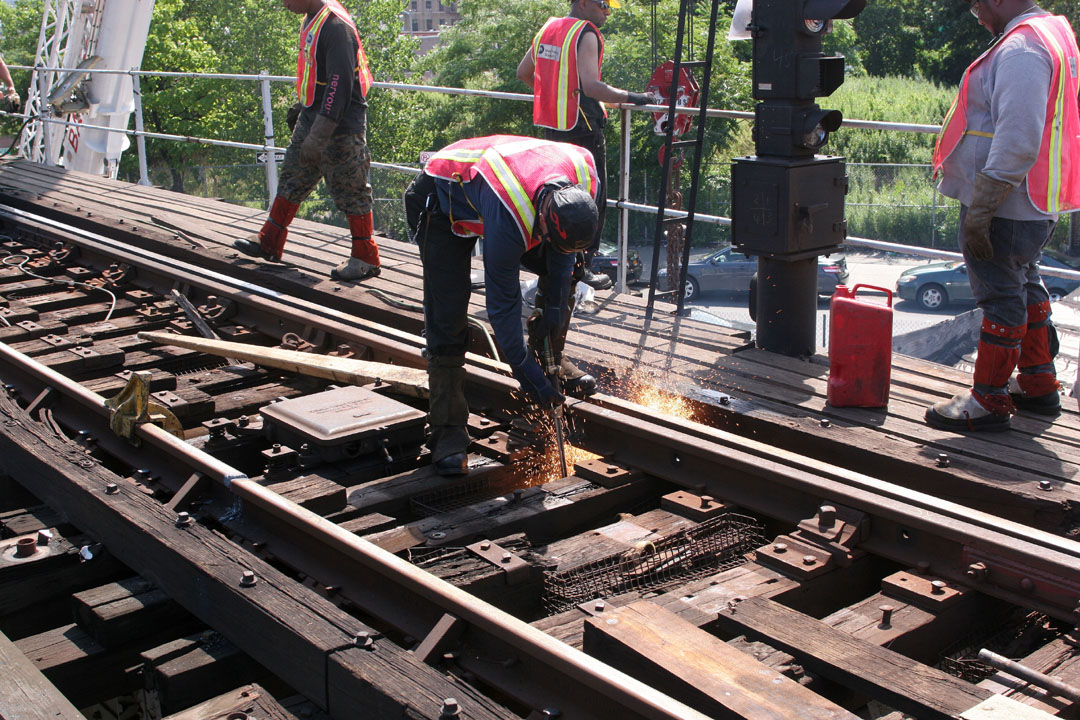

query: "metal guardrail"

left=9, top=64, right=1079, bottom=287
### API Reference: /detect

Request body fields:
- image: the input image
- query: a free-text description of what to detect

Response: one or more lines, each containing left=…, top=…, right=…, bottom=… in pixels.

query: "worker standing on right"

left=516, top=0, right=652, bottom=292
left=925, top=0, right=1080, bottom=432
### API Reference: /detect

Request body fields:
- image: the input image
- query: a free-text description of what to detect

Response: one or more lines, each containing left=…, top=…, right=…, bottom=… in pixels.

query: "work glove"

left=3, top=89, right=19, bottom=113
left=511, top=357, right=564, bottom=407
left=962, top=172, right=1013, bottom=262
left=626, top=91, right=652, bottom=106
left=300, top=114, right=337, bottom=167
left=526, top=307, right=562, bottom=356
left=286, top=102, right=302, bottom=133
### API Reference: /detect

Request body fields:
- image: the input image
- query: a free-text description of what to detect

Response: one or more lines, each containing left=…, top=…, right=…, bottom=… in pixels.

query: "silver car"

left=656, top=246, right=849, bottom=301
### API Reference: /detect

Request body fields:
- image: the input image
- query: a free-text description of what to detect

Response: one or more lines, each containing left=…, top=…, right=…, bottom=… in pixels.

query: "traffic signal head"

left=755, top=102, right=843, bottom=157
left=750, top=0, right=866, bottom=101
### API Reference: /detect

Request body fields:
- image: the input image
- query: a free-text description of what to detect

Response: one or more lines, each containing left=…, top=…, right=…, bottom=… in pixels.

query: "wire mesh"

left=937, top=611, right=1064, bottom=684
left=409, top=471, right=525, bottom=518
left=541, top=512, right=764, bottom=615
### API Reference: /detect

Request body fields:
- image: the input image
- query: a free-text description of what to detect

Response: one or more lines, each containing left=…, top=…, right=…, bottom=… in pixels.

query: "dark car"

left=590, top=240, right=643, bottom=285
left=896, top=249, right=1080, bottom=310
left=656, top=246, right=849, bottom=301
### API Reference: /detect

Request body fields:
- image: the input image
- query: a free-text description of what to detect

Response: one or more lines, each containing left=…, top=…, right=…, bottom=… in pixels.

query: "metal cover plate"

left=260, top=385, right=426, bottom=445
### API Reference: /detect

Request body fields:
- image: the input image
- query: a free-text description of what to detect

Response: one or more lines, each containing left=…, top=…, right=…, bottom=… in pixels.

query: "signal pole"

left=731, top=0, right=866, bottom=357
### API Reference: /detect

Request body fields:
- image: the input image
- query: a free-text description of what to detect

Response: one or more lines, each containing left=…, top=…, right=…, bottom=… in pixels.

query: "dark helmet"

left=539, top=181, right=598, bottom=254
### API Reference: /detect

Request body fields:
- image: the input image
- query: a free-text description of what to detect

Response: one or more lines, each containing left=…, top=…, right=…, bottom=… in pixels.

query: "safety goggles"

left=591, top=0, right=622, bottom=10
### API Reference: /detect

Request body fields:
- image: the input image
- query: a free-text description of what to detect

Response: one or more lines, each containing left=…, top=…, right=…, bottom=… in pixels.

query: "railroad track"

left=0, top=205, right=1078, bottom=720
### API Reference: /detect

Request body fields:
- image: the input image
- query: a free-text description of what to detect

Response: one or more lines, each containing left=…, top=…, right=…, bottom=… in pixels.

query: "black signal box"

left=731, top=154, right=847, bottom=258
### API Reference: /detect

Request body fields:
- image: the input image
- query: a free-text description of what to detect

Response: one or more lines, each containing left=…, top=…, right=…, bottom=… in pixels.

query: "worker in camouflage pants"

left=234, top=0, right=379, bottom=281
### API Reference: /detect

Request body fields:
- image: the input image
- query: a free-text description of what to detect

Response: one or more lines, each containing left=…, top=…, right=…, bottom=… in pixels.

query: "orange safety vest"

left=932, top=14, right=1080, bottom=214
left=530, top=17, right=606, bottom=131
left=296, top=0, right=373, bottom=107
left=424, top=135, right=600, bottom=247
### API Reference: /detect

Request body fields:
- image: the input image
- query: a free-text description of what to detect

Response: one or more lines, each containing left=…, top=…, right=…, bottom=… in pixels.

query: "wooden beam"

left=583, top=601, right=857, bottom=719
left=0, top=627, right=87, bottom=720
left=711, top=595, right=992, bottom=720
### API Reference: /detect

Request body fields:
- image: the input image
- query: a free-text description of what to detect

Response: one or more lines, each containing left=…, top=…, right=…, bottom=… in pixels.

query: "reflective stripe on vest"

left=424, top=135, right=600, bottom=247
left=296, top=0, right=372, bottom=107
left=932, top=14, right=1080, bottom=213
left=531, top=17, right=605, bottom=130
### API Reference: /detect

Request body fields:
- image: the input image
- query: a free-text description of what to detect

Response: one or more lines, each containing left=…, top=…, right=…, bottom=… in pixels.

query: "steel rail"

left=0, top=337, right=712, bottom=720
left=3, top=205, right=1079, bottom=621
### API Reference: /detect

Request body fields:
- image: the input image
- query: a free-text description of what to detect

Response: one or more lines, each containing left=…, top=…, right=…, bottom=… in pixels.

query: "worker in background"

left=0, top=55, right=20, bottom=113
left=926, top=0, right=1080, bottom=432
left=516, top=0, right=652, bottom=293
left=234, top=0, right=379, bottom=282
left=405, top=135, right=599, bottom=476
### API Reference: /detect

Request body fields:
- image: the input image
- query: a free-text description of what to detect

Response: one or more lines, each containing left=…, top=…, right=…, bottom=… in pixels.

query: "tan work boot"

left=925, top=390, right=1010, bottom=432
left=331, top=257, right=381, bottom=282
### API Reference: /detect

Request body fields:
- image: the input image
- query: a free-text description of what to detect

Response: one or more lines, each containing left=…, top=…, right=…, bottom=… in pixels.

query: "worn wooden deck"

left=0, top=159, right=1075, bottom=533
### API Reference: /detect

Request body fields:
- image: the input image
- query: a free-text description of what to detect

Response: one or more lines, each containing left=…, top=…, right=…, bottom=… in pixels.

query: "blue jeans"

left=959, top=206, right=1056, bottom=329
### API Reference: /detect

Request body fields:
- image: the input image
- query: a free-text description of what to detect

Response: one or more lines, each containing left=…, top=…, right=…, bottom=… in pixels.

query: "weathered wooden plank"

left=365, top=474, right=656, bottom=552
left=72, top=577, right=193, bottom=649
left=0, top=530, right=124, bottom=617
left=711, top=595, right=991, bottom=720
left=262, top=475, right=346, bottom=515
left=977, top=635, right=1080, bottom=715
left=13, top=623, right=137, bottom=708
left=141, top=633, right=264, bottom=716
left=0, top=627, right=87, bottom=720
left=162, top=683, right=306, bottom=720
left=584, top=600, right=858, bottom=719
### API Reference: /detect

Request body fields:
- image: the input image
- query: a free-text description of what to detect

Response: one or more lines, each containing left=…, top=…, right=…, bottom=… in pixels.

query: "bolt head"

left=480, top=541, right=491, bottom=551
left=936, top=453, right=950, bottom=467
left=105, top=483, right=119, bottom=495
left=1039, top=480, right=1053, bottom=491
left=594, top=600, right=606, bottom=612
left=240, top=570, right=257, bottom=587
left=773, top=542, right=788, bottom=553
left=501, top=552, right=512, bottom=563
left=802, top=555, right=817, bottom=565
left=820, top=418, right=831, bottom=428
left=931, top=580, right=946, bottom=593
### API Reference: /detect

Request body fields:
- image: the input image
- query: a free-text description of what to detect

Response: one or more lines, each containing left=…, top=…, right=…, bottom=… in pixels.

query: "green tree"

left=412, top=0, right=751, bottom=245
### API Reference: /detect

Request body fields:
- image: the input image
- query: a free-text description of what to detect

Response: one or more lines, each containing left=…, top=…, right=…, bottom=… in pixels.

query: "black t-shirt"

left=300, top=12, right=367, bottom=134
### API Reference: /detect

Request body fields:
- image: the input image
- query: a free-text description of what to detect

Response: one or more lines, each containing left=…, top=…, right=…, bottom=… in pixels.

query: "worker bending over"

left=405, top=135, right=599, bottom=476
left=235, top=0, right=380, bottom=282
left=517, top=0, right=652, bottom=291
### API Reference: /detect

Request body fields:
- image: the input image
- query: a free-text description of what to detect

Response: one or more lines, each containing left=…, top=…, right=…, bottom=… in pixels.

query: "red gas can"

left=828, top=284, right=893, bottom=407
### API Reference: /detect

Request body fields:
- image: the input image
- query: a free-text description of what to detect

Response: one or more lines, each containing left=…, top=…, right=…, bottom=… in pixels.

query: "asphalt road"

left=627, top=248, right=968, bottom=349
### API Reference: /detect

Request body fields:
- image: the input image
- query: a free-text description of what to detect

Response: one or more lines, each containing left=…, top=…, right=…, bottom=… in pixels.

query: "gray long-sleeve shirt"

left=937, top=8, right=1056, bottom=220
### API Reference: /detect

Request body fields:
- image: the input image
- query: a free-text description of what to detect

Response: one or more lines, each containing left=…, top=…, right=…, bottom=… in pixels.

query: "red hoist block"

left=827, top=284, right=893, bottom=408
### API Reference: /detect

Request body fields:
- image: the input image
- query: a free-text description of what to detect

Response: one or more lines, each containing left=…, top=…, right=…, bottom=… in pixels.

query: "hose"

left=365, top=286, right=501, bottom=362
left=0, top=245, right=119, bottom=322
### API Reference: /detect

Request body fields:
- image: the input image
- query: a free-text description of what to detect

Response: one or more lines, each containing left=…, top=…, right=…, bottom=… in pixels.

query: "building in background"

left=401, top=0, right=459, bottom=54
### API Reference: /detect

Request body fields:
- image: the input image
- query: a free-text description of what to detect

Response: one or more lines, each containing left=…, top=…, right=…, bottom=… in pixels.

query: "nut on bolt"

left=355, top=631, right=375, bottom=650
left=936, top=453, right=950, bottom=468
left=239, top=570, right=257, bottom=587
left=440, top=698, right=461, bottom=718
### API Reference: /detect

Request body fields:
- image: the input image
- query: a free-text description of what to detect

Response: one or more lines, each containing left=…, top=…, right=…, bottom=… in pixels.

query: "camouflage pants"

left=277, top=118, right=373, bottom=216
